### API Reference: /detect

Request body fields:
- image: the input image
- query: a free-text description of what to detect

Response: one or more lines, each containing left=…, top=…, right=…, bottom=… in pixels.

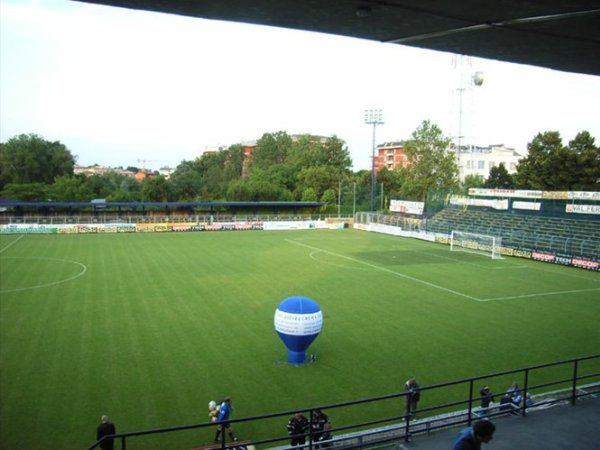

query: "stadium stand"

left=425, top=208, right=600, bottom=260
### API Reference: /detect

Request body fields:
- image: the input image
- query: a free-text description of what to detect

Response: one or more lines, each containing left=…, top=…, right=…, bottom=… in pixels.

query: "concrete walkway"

left=394, top=396, right=600, bottom=450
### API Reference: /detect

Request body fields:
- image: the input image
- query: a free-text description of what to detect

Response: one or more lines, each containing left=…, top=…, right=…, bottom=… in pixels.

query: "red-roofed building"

left=375, top=141, right=409, bottom=172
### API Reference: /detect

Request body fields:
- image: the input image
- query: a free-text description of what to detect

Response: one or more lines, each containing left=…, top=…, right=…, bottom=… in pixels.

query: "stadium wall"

left=0, top=220, right=335, bottom=235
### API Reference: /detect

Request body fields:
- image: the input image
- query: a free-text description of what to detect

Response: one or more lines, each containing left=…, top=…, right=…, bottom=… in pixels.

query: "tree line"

left=1, top=121, right=598, bottom=212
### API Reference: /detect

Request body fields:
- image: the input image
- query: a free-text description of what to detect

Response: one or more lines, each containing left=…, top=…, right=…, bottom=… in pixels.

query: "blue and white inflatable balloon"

left=274, top=296, right=323, bottom=364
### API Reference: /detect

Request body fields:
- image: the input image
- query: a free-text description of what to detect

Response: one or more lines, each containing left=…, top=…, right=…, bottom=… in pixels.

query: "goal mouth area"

left=450, top=231, right=504, bottom=260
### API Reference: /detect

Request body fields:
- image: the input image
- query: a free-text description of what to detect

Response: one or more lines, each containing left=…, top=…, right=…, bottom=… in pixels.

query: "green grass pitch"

left=1, top=229, right=599, bottom=450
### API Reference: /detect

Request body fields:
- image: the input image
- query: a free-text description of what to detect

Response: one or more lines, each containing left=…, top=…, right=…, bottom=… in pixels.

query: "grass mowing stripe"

left=285, top=238, right=482, bottom=301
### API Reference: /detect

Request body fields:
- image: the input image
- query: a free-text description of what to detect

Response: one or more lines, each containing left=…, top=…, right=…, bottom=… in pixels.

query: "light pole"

left=455, top=56, right=483, bottom=180
left=364, top=109, right=384, bottom=212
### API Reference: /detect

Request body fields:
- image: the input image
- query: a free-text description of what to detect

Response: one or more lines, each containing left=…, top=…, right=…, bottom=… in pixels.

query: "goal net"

left=450, top=230, right=503, bottom=259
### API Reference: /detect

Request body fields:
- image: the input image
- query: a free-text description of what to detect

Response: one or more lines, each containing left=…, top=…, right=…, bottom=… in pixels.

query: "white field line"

left=309, top=250, right=371, bottom=271
left=479, top=287, right=600, bottom=302
left=521, top=264, right=600, bottom=283
left=0, top=256, right=88, bottom=293
left=411, top=249, right=527, bottom=270
left=286, top=239, right=481, bottom=302
left=0, top=234, right=24, bottom=254
left=289, top=239, right=600, bottom=303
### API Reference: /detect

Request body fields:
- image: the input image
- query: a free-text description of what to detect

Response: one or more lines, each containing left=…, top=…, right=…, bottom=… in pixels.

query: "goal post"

left=450, top=230, right=503, bottom=259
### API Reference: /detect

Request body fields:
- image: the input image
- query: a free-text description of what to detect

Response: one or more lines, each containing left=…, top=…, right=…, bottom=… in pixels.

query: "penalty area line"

left=0, top=234, right=24, bottom=254
left=479, top=287, right=600, bottom=302
left=286, top=239, right=481, bottom=302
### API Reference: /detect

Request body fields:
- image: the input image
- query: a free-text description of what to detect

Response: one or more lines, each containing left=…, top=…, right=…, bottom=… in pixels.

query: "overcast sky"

left=1, top=0, right=599, bottom=172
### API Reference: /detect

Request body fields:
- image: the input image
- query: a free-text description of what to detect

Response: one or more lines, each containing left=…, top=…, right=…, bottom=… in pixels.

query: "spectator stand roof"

left=0, top=200, right=324, bottom=214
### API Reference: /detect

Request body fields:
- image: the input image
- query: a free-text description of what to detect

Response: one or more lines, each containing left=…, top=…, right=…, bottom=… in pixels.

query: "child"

left=208, top=400, right=220, bottom=422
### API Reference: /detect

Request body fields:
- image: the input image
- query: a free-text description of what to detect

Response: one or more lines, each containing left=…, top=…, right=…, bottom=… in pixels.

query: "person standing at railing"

left=452, top=419, right=496, bottom=450
left=287, top=412, right=309, bottom=446
left=404, top=376, right=420, bottom=418
left=319, top=421, right=333, bottom=448
left=479, top=385, right=495, bottom=415
left=311, top=409, right=329, bottom=448
left=96, top=415, right=116, bottom=450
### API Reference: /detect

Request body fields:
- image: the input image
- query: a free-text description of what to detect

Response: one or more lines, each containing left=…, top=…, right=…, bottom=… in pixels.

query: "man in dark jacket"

left=311, top=409, right=329, bottom=447
left=287, top=412, right=309, bottom=446
left=97, top=415, right=116, bottom=450
left=452, top=420, right=495, bottom=450
left=404, top=376, right=420, bottom=418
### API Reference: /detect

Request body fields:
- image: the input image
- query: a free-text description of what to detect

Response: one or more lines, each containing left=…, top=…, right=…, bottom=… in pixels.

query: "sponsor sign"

left=274, top=309, right=323, bottom=336
left=76, top=226, right=97, bottom=234
left=389, top=199, right=425, bottom=215
left=513, top=201, right=541, bottom=211
left=565, top=204, right=600, bottom=215
left=542, top=191, right=569, bottom=200
left=0, top=225, right=58, bottom=234
left=554, top=255, right=573, bottom=266
left=468, top=188, right=543, bottom=199
left=572, top=258, right=600, bottom=271
left=172, top=225, right=193, bottom=232
left=568, top=191, right=600, bottom=201
left=263, top=221, right=327, bottom=231
left=511, top=249, right=532, bottom=259
left=450, top=196, right=509, bottom=210
left=532, top=251, right=556, bottom=263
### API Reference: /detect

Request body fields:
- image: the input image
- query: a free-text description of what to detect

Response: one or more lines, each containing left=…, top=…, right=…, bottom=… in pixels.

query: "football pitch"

left=1, top=229, right=599, bottom=450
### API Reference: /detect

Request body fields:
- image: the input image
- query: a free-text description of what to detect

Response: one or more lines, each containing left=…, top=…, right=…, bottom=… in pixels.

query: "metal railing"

left=86, top=355, right=599, bottom=450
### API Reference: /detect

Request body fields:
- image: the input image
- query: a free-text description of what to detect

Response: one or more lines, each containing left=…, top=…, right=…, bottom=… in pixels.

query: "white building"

left=455, top=144, right=525, bottom=182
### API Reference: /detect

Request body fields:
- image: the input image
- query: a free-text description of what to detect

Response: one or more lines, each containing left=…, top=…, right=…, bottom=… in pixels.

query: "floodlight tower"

left=364, top=109, right=384, bottom=212
left=455, top=56, right=484, bottom=180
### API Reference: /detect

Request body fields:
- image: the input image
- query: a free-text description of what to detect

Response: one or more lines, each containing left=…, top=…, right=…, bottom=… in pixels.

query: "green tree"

left=287, top=134, right=352, bottom=172
left=0, top=182, right=49, bottom=201
left=401, top=120, right=458, bottom=201
left=295, top=166, right=342, bottom=200
left=513, top=131, right=563, bottom=189
left=514, top=130, right=600, bottom=190
left=462, top=174, right=485, bottom=193
left=249, top=131, right=293, bottom=171
left=170, top=161, right=203, bottom=200
left=484, top=163, right=513, bottom=188
left=0, top=134, right=75, bottom=189
left=375, top=167, right=407, bottom=205
left=141, top=176, right=173, bottom=202
left=50, top=175, right=93, bottom=201
left=95, top=173, right=141, bottom=202
left=322, top=136, right=352, bottom=171
left=222, top=144, right=245, bottom=183
left=569, top=131, right=599, bottom=190
left=320, top=188, right=337, bottom=212
left=301, top=187, right=318, bottom=202
left=179, top=145, right=245, bottom=200
left=83, top=174, right=116, bottom=199
left=226, top=176, right=290, bottom=201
